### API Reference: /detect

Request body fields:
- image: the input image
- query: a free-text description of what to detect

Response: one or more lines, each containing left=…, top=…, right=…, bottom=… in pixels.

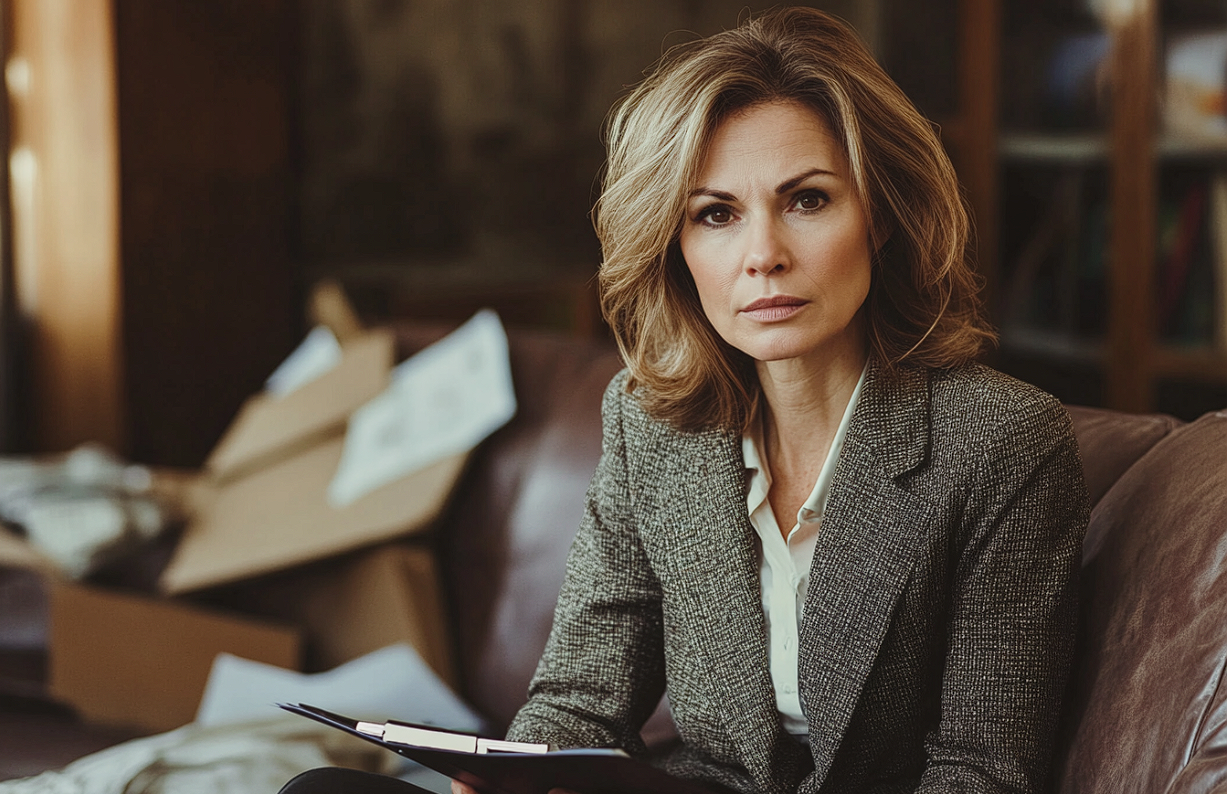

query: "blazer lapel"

left=797, top=362, right=936, bottom=785
left=648, top=428, right=811, bottom=794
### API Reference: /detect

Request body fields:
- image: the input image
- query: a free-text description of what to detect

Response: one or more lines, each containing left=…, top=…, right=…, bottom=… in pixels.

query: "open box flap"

left=206, top=329, right=395, bottom=481
left=162, top=436, right=469, bottom=594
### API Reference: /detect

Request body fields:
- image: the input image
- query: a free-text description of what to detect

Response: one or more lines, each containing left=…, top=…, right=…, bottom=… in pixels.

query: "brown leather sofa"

left=2, top=325, right=1226, bottom=793
left=419, top=326, right=1227, bottom=793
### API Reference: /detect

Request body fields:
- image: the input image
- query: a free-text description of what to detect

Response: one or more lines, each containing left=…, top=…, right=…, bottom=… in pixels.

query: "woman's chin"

left=735, top=332, right=866, bottom=370
left=739, top=341, right=812, bottom=364
left=730, top=327, right=825, bottom=363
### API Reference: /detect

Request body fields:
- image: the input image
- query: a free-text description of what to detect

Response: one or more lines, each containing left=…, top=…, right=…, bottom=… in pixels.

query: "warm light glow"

left=9, top=146, right=39, bottom=316
left=1086, top=0, right=1147, bottom=27
left=5, top=57, right=30, bottom=97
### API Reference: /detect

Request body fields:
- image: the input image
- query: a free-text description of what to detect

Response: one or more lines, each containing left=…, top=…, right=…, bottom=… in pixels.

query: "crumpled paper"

left=0, top=444, right=186, bottom=579
left=0, top=718, right=398, bottom=794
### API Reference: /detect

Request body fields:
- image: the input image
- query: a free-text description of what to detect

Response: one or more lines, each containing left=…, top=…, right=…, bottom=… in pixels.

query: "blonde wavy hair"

left=596, top=6, right=996, bottom=432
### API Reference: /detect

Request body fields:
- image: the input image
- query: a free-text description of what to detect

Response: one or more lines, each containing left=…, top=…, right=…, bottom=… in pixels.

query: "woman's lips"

left=741, top=296, right=808, bottom=321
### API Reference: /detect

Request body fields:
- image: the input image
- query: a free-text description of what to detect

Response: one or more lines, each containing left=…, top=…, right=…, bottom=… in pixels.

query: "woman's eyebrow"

left=687, top=187, right=737, bottom=201
left=688, top=167, right=839, bottom=200
left=776, top=167, right=837, bottom=194
left=687, top=167, right=838, bottom=201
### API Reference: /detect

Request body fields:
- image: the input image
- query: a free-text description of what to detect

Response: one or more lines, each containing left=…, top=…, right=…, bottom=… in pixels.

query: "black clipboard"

left=278, top=702, right=716, bottom=794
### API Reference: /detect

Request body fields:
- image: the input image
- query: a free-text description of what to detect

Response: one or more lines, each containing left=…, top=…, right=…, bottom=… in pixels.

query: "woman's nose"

left=742, top=218, right=790, bottom=275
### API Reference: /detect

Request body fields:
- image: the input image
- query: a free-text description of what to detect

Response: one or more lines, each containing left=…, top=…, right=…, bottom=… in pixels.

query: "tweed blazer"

left=506, top=358, right=1089, bottom=794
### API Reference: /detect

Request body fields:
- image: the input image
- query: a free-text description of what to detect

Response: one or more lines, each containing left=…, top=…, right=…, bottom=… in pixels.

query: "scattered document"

left=265, top=326, right=343, bottom=397
left=196, top=643, right=487, bottom=733
left=328, top=309, right=516, bottom=507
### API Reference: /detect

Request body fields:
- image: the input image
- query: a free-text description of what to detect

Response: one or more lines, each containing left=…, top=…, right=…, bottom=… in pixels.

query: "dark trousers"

left=278, top=767, right=438, bottom=793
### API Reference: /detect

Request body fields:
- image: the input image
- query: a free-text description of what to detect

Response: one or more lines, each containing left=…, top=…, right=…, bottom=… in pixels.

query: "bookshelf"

left=956, top=0, right=1227, bottom=416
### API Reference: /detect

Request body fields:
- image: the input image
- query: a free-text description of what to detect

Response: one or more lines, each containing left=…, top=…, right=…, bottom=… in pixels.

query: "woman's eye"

left=794, top=191, right=827, bottom=211
left=698, top=205, right=734, bottom=226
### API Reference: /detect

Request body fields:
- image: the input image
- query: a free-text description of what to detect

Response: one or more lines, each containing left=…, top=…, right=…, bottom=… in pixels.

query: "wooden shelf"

left=999, top=133, right=1108, bottom=163
left=999, top=327, right=1105, bottom=366
left=1000, top=131, right=1227, bottom=163
left=1150, top=345, right=1227, bottom=383
left=1000, top=331, right=1227, bottom=384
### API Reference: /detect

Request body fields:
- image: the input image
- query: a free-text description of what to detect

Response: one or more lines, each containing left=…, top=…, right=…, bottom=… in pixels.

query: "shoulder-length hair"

left=596, top=6, right=996, bottom=432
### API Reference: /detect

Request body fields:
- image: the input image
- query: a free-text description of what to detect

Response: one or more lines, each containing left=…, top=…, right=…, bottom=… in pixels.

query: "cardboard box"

left=211, top=543, right=456, bottom=688
left=291, top=544, right=454, bottom=684
left=160, top=327, right=470, bottom=594
left=1, top=521, right=453, bottom=733
left=0, top=315, right=473, bottom=730
left=47, top=580, right=300, bottom=733
left=0, top=474, right=302, bottom=733
left=162, top=438, right=467, bottom=594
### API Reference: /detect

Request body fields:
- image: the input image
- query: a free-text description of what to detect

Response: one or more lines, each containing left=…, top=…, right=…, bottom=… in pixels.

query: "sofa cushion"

left=1058, top=409, right=1227, bottom=793
left=1065, top=404, right=1183, bottom=508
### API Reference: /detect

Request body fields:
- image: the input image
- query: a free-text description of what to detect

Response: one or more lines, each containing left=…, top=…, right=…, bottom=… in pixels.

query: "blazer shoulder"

left=917, top=364, right=1078, bottom=494
left=929, top=362, right=1069, bottom=428
left=600, top=368, right=631, bottom=412
left=599, top=368, right=722, bottom=442
left=597, top=369, right=687, bottom=458
left=879, top=364, right=1085, bottom=530
left=600, top=368, right=652, bottom=428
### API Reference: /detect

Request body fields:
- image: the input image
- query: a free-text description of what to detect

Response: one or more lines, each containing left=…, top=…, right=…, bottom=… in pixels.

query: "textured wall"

left=296, top=0, right=881, bottom=298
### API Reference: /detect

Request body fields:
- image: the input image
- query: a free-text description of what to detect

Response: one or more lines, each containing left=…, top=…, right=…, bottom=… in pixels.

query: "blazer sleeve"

left=917, top=393, right=1089, bottom=792
left=505, top=372, right=667, bottom=755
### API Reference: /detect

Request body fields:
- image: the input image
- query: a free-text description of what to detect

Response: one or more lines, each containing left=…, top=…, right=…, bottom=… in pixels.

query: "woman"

left=489, top=6, right=1086, bottom=793
left=286, top=7, right=1088, bottom=794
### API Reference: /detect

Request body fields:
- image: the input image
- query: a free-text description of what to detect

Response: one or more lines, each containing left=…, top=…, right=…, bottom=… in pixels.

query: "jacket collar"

left=853, top=357, right=931, bottom=478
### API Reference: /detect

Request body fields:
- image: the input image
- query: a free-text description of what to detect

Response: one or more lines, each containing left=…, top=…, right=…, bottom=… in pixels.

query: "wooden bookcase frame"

left=959, top=0, right=1227, bottom=414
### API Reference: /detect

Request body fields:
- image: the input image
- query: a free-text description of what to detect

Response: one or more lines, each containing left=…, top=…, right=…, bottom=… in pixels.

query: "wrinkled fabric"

left=0, top=719, right=394, bottom=794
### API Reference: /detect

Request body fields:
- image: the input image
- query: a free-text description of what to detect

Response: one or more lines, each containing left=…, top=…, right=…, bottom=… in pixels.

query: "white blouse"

left=741, top=364, right=867, bottom=735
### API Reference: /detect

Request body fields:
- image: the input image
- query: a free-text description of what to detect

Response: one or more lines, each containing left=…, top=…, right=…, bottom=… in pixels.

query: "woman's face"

left=679, top=101, right=872, bottom=368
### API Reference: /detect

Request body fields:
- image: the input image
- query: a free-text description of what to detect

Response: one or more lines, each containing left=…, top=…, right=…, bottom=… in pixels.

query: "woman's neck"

left=756, top=343, right=866, bottom=483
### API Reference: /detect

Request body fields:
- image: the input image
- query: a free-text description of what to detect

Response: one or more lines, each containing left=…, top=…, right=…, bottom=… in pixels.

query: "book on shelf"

left=999, top=170, right=1108, bottom=345
left=1155, top=179, right=1210, bottom=343
left=1208, top=172, right=1227, bottom=352
left=1042, top=30, right=1111, bottom=131
left=1152, top=175, right=1225, bottom=349
left=278, top=702, right=719, bottom=794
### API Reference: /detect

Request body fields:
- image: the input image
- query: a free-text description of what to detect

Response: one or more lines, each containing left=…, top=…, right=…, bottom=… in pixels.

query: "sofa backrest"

left=1064, top=405, right=1184, bottom=509
left=1059, top=408, right=1227, bottom=793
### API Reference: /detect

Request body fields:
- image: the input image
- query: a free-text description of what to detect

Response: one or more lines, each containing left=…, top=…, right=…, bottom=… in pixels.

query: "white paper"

left=265, top=326, right=343, bottom=397
left=1167, top=32, right=1227, bottom=137
left=196, top=643, right=487, bottom=733
left=327, top=309, right=516, bottom=507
